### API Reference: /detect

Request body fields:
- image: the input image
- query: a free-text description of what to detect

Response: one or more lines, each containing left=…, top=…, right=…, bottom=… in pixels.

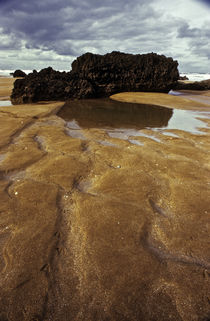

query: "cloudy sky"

left=0, top=0, right=210, bottom=72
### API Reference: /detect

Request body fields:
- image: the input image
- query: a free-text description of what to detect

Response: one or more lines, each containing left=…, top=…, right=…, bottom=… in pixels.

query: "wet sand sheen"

left=0, top=78, right=210, bottom=321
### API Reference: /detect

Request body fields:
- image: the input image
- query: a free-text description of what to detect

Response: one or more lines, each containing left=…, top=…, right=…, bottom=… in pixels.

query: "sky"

left=0, top=0, right=210, bottom=72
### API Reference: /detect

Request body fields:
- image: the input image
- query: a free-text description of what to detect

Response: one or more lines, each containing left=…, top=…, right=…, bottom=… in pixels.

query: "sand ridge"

left=111, top=91, right=210, bottom=110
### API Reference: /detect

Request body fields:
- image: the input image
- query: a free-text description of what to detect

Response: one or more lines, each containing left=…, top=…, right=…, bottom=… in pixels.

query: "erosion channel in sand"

left=0, top=78, right=209, bottom=321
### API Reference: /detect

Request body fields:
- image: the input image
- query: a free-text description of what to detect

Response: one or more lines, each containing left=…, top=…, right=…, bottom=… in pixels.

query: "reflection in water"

left=58, top=99, right=173, bottom=129
left=0, top=100, right=12, bottom=106
left=164, top=109, right=210, bottom=134
left=58, top=98, right=210, bottom=141
left=107, top=129, right=162, bottom=143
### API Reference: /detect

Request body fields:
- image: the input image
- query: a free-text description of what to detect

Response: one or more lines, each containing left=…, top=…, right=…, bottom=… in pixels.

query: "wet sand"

left=0, top=78, right=209, bottom=321
left=111, top=91, right=210, bottom=110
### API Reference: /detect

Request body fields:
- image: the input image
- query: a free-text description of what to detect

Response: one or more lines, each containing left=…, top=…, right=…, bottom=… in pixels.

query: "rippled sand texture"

left=0, top=79, right=209, bottom=321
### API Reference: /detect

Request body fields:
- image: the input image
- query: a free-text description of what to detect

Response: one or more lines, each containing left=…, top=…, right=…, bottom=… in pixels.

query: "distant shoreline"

left=1, top=70, right=210, bottom=82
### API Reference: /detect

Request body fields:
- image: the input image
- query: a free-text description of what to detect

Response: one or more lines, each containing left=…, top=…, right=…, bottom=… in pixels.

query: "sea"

left=179, top=73, right=210, bottom=82
left=0, top=70, right=210, bottom=82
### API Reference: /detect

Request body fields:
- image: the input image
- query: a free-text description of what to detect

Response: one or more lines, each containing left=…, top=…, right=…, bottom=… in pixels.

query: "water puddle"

left=58, top=99, right=173, bottom=129
left=58, top=98, right=210, bottom=144
left=161, top=132, right=179, bottom=138
left=99, top=140, right=117, bottom=147
left=128, top=139, right=144, bottom=146
left=65, top=128, right=86, bottom=140
left=107, top=129, right=161, bottom=143
left=169, top=90, right=210, bottom=105
left=162, top=109, right=209, bottom=134
left=5, top=170, right=26, bottom=181
left=34, top=135, right=47, bottom=151
left=0, top=100, right=12, bottom=107
left=67, top=120, right=81, bottom=129
left=0, top=154, right=6, bottom=163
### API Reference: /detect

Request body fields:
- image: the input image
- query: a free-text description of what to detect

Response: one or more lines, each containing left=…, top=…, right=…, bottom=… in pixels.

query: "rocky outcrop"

left=71, top=52, right=179, bottom=95
left=11, top=68, right=71, bottom=103
left=11, top=51, right=179, bottom=103
left=13, top=69, right=27, bottom=78
left=175, top=79, right=210, bottom=90
left=11, top=67, right=89, bottom=104
left=201, top=79, right=210, bottom=88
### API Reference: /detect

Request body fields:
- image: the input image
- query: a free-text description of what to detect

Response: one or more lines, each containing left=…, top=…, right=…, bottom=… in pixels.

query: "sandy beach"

left=0, top=78, right=209, bottom=321
left=0, top=78, right=16, bottom=100
left=111, top=91, right=210, bottom=110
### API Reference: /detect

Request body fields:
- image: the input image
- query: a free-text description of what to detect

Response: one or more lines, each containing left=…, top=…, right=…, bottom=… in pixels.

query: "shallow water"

left=155, top=109, right=210, bottom=135
left=58, top=99, right=210, bottom=140
left=0, top=100, right=12, bottom=106
left=169, top=90, right=210, bottom=105
left=59, top=99, right=173, bottom=129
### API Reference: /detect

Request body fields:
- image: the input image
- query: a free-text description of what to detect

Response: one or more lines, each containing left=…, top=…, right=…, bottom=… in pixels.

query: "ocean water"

left=0, top=70, right=33, bottom=77
left=180, top=73, right=210, bottom=82
left=0, top=69, right=68, bottom=77
left=0, top=70, right=210, bottom=82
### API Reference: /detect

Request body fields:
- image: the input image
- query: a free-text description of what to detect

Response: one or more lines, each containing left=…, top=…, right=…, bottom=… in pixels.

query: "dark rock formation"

left=179, top=75, right=189, bottom=80
left=174, top=79, right=210, bottom=90
left=71, top=52, right=179, bottom=95
left=201, top=79, right=210, bottom=89
left=13, top=69, right=27, bottom=78
left=11, top=51, right=179, bottom=104
left=11, top=67, right=72, bottom=104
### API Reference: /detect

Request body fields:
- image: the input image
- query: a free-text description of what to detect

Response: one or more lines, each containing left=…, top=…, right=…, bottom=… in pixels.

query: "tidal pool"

left=0, top=100, right=12, bottom=106
left=58, top=98, right=210, bottom=139
left=161, top=109, right=209, bottom=134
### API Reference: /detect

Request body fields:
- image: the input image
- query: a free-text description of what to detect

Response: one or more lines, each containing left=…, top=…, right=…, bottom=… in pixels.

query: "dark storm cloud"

left=178, top=22, right=210, bottom=38
left=199, top=0, right=210, bottom=5
left=0, top=0, right=210, bottom=71
left=0, top=0, right=159, bottom=56
left=178, top=23, right=201, bottom=38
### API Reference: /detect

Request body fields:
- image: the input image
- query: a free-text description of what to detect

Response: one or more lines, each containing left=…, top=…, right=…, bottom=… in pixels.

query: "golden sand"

left=111, top=91, right=210, bottom=110
left=0, top=77, right=16, bottom=99
left=0, top=78, right=209, bottom=320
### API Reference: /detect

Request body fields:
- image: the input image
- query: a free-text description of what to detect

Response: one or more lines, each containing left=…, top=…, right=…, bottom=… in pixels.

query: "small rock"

left=13, top=69, right=26, bottom=78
